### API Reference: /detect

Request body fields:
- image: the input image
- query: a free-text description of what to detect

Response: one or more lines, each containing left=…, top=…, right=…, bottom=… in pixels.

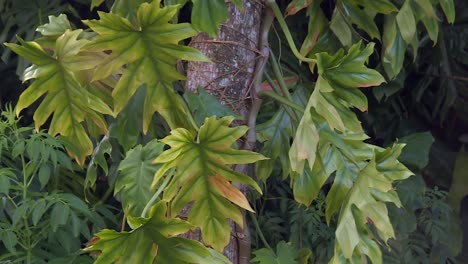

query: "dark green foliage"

left=0, top=106, right=118, bottom=263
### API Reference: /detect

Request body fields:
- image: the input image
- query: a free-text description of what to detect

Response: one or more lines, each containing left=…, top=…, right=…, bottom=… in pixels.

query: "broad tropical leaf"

left=84, top=202, right=229, bottom=264
left=333, top=145, right=412, bottom=262
left=291, top=42, right=382, bottom=174
left=5, top=30, right=113, bottom=165
left=316, top=42, right=385, bottom=89
left=115, top=139, right=165, bottom=217
left=84, top=0, right=209, bottom=132
left=153, top=116, right=266, bottom=250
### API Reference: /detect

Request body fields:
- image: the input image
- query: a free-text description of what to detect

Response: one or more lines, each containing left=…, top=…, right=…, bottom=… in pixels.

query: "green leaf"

left=191, top=0, right=242, bottom=37
left=84, top=0, right=209, bottom=132
left=292, top=155, right=328, bottom=206
left=0, top=168, right=15, bottom=194
left=338, top=0, right=381, bottom=40
left=316, top=42, right=386, bottom=88
left=382, top=15, right=406, bottom=79
left=289, top=98, right=319, bottom=174
left=37, top=14, right=72, bottom=36
left=252, top=241, right=299, bottom=264
left=0, top=230, right=18, bottom=254
left=50, top=202, right=70, bottom=232
left=256, top=106, right=293, bottom=181
left=310, top=77, right=345, bottom=132
left=348, top=0, right=398, bottom=14
left=448, top=146, right=468, bottom=214
left=330, top=8, right=352, bottom=47
left=334, top=146, right=412, bottom=261
left=38, top=164, right=51, bottom=189
left=184, top=87, right=237, bottom=127
left=439, top=0, right=455, bottom=24
left=84, top=202, right=226, bottom=264
left=32, top=199, right=49, bottom=226
left=115, top=139, right=165, bottom=217
left=91, top=0, right=106, bottom=9
left=86, top=133, right=112, bottom=190
left=285, top=0, right=313, bottom=16
left=396, top=0, right=416, bottom=44
left=299, top=0, right=328, bottom=57
left=412, top=0, right=439, bottom=43
left=397, top=132, right=434, bottom=171
left=5, top=31, right=112, bottom=165
left=153, top=116, right=266, bottom=250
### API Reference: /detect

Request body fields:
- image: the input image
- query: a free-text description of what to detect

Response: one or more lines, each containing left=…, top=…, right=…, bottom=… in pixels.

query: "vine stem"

left=140, top=175, right=172, bottom=218
left=265, top=0, right=317, bottom=63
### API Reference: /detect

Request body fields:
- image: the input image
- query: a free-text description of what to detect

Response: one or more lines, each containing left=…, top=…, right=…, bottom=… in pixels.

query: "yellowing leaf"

left=153, top=116, right=266, bottom=251
left=209, top=174, right=254, bottom=212
left=84, top=0, right=209, bottom=132
left=5, top=30, right=113, bottom=165
left=334, top=145, right=412, bottom=261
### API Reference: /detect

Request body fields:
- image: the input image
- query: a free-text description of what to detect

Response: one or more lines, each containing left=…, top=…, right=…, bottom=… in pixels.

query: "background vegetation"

left=0, top=0, right=466, bottom=263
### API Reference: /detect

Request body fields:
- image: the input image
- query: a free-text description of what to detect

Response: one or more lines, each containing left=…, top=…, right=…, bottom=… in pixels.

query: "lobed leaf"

left=153, top=116, right=266, bottom=251
left=5, top=30, right=112, bottom=165
left=84, top=0, right=209, bottom=132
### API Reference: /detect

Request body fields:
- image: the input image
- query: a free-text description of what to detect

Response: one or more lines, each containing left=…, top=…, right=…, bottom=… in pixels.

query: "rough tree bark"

left=183, top=1, right=264, bottom=263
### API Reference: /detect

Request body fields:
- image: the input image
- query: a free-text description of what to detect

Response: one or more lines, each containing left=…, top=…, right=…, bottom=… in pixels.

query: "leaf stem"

left=258, top=91, right=305, bottom=114
left=269, top=51, right=294, bottom=101
left=248, top=212, right=272, bottom=251
left=141, top=175, right=172, bottom=218
left=265, top=0, right=317, bottom=64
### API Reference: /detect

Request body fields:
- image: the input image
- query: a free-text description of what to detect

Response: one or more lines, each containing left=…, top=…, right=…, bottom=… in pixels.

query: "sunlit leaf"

left=84, top=0, right=209, bottom=132
left=153, top=116, right=266, bottom=250
left=5, top=31, right=112, bottom=165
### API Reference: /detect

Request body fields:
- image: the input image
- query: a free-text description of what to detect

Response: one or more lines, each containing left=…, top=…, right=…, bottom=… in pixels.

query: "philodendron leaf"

left=84, top=201, right=229, bottom=264
left=332, top=145, right=412, bottom=262
left=5, top=30, right=113, bottom=165
left=316, top=42, right=386, bottom=89
left=153, top=116, right=267, bottom=251
left=84, top=0, right=209, bottom=132
left=291, top=42, right=382, bottom=174
left=115, top=139, right=165, bottom=217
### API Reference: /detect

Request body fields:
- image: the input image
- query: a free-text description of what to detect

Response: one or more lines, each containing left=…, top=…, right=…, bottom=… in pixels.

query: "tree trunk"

left=184, top=1, right=263, bottom=263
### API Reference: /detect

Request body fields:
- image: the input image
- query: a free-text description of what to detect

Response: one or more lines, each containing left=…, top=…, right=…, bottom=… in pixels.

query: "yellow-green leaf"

left=439, top=0, right=455, bottom=24
left=84, top=202, right=227, bottom=263
left=396, top=0, right=416, bottom=44
left=5, top=30, right=112, bottom=165
left=84, top=0, right=209, bottom=131
left=153, top=116, right=266, bottom=251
